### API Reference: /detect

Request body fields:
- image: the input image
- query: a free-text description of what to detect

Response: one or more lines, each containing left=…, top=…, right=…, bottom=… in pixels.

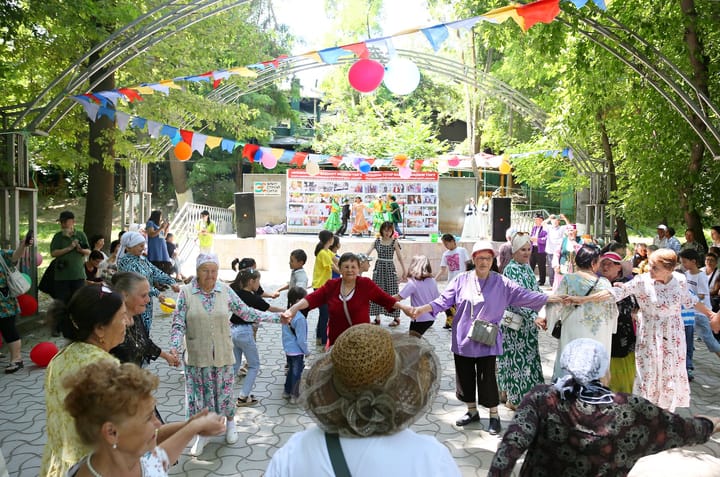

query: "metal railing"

left=169, top=203, right=235, bottom=275
left=511, top=209, right=550, bottom=235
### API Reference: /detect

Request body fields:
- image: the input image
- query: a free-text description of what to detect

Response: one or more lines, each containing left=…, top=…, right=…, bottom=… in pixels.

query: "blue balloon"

left=359, top=161, right=371, bottom=173
left=254, top=149, right=263, bottom=162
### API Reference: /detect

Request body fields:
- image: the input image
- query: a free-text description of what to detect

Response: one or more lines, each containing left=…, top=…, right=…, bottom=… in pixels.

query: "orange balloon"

left=499, top=161, right=512, bottom=175
left=174, top=141, right=192, bottom=161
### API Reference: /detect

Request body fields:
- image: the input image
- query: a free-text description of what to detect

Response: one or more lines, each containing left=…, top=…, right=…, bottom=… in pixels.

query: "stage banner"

left=286, top=170, right=439, bottom=235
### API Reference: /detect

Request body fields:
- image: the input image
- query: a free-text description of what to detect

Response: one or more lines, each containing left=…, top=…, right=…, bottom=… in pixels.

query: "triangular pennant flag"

left=594, top=0, right=608, bottom=9
left=191, top=133, right=207, bottom=155
left=227, top=67, right=258, bottom=77
left=318, top=47, right=354, bottom=64
left=383, top=38, right=397, bottom=58
left=243, top=144, right=260, bottom=161
left=480, top=5, right=522, bottom=25
left=446, top=16, right=483, bottom=30
left=171, top=131, right=182, bottom=145
left=279, top=150, right=295, bottom=163
left=270, top=148, right=285, bottom=159
left=291, top=152, right=307, bottom=166
left=160, top=125, right=178, bottom=140
left=180, top=129, right=193, bottom=145
left=118, top=88, right=144, bottom=102
left=329, top=156, right=343, bottom=167
left=341, top=42, right=370, bottom=59
left=96, top=91, right=124, bottom=106
left=81, top=102, right=100, bottom=121
left=96, top=107, right=115, bottom=121
left=206, top=136, right=222, bottom=149
left=420, top=25, right=449, bottom=52
left=146, top=83, right=171, bottom=95
left=517, top=0, right=560, bottom=31
left=301, top=51, right=323, bottom=63
left=134, top=86, right=156, bottom=95
left=221, top=139, right=236, bottom=153
left=131, top=116, right=147, bottom=130
left=116, top=111, right=131, bottom=131
left=568, top=0, right=589, bottom=7
left=147, top=121, right=162, bottom=139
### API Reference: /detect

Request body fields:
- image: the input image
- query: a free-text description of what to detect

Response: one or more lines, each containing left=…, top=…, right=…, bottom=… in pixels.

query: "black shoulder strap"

left=325, top=433, right=352, bottom=477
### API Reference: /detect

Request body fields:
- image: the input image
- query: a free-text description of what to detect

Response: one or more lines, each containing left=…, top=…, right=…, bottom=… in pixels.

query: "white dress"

left=66, top=447, right=170, bottom=477
left=461, top=204, right=479, bottom=239
left=609, top=272, right=696, bottom=412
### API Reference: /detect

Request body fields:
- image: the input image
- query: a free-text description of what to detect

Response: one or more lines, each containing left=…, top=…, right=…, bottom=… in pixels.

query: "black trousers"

left=454, top=354, right=499, bottom=408
left=530, top=249, right=547, bottom=286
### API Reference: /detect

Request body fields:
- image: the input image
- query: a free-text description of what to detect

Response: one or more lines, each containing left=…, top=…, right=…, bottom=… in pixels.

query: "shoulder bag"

left=501, top=309, right=524, bottom=331
left=0, top=254, right=30, bottom=298
left=551, top=276, right=599, bottom=339
left=466, top=274, right=500, bottom=345
left=325, top=433, right=352, bottom=477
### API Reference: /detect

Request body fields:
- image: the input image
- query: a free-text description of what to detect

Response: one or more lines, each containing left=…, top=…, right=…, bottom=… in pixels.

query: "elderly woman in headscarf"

left=116, top=231, right=178, bottom=332
left=266, top=324, right=461, bottom=476
left=169, top=253, right=284, bottom=456
left=488, top=338, right=720, bottom=477
left=497, top=233, right=546, bottom=411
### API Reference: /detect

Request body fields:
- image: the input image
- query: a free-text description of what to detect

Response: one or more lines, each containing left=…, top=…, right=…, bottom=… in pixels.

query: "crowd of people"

left=321, top=193, right=405, bottom=238
left=5, top=207, right=720, bottom=476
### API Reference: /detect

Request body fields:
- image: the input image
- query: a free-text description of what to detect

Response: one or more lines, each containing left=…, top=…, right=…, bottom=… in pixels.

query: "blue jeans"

left=695, top=313, right=720, bottom=354
left=316, top=302, right=328, bottom=345
left=685, top=324, right=694, bottom=371
left=284, top=354, right=305, bottom=397
left=231, top=324, right=260, bottom=397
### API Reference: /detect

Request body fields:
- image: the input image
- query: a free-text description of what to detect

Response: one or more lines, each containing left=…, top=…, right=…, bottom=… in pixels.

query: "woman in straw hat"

left=266, top=324, right=461, bottom=476
left=488, top=338, right=720, bottom=477
left=412, top=240, right=566, bottom=436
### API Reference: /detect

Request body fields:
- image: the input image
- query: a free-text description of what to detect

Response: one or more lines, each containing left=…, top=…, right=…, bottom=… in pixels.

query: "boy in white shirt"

left=435, top=234, right=470, bottom=329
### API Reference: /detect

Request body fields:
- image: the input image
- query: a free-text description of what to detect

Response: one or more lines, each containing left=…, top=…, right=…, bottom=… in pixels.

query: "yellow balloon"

left=499, top=161, right=512, bottom=175
left=306, top=161, right=320, bottom=176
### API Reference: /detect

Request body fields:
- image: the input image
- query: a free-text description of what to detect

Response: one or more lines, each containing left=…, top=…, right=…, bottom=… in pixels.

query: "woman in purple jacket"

left=413, top=240, right=565, bottom=435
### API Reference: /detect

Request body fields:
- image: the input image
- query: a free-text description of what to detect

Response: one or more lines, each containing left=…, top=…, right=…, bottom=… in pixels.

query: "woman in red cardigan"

left=282, top=252, right=413, bottom=346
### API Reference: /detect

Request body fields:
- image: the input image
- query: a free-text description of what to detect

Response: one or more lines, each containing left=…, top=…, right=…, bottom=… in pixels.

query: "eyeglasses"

left=473, top=256, right=494, bottom=262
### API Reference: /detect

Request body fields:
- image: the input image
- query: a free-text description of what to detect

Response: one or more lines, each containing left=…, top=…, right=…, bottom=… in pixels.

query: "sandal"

left=236, top=395, right=258, bottom=407
left=388, top=319, right=400, bottom=327
left=4, top=360, right=23, bottom=374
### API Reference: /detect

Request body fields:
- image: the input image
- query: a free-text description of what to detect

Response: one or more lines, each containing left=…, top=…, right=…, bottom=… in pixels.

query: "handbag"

left=468, top=318, right=500, bottom=345
left=501, top=310, right=524, bottom=331
left=551, top=276, right=600, bottom=339
left=0, top=255, right=31, bottom=298
left=38, top=259, right=57, bottom=297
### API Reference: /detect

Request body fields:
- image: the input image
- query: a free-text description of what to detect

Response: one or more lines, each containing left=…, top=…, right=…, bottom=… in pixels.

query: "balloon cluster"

left=348, top=57, right=421, bottom=95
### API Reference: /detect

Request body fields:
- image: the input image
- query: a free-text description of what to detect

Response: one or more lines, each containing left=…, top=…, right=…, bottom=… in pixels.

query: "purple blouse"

left=430, top=271, right=548, bottom=357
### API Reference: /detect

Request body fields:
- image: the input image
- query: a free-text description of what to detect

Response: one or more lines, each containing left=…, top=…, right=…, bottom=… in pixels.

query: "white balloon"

left=437, top=160, right=449, bottom=174
left=383, top=58, right=421, bottom=96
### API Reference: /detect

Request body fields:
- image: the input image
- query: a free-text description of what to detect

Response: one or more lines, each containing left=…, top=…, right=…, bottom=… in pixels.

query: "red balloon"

left=348, top=59, right=385, bottom=93
left=174, top=141, right=192, bottom=161
left=17, top=294, right=38, bottom=317
left=30, top=341, right=58, bottom=367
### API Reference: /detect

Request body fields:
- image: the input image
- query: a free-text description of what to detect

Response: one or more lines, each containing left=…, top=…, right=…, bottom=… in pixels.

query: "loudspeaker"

left=491, top=197, right=511, bottom=242
left=234, top=192, right=256, bottom=238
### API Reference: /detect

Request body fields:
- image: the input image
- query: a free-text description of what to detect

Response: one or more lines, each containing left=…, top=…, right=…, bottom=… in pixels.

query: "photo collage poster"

left=286, top=170, right=440, bottom=235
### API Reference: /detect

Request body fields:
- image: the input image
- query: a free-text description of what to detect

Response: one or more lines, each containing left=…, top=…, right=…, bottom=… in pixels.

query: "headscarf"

left=511, top=233, right=532, bottom=253
left=117, top=232, right=145, bottom=260
left=196, top=252, right=220, bottom=269
left=553, top=338, right=614, bottom=404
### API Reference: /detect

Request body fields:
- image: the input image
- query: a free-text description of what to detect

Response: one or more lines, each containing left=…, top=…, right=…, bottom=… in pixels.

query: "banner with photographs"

left=286, top=170, right=439, bottom=235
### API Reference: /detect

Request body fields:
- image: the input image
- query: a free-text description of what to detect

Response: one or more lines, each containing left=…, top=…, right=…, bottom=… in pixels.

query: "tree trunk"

left=169, top=148, right=193, bottom=208
left=83, top=54, right=115, bottom=243
left=679, top=0, right=710, bottom=251
left=597, top=109, right=628, bottom=244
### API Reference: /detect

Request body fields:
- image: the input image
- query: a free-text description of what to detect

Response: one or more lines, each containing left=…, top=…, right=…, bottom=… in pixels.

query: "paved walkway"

left=1, top=267, right=720, bottom=476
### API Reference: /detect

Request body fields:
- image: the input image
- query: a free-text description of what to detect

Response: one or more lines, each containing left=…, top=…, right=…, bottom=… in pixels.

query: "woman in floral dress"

left=497, top=234, right=545, bottom=410
left=366, top=222, right=406, bottom=326
left=116, top=231, right=178, bottom=332
left=169, top=253, right=282, bottom=455
left=547, top=245, right=618, bottom=379
left=571, top=248, right=719, bottom=412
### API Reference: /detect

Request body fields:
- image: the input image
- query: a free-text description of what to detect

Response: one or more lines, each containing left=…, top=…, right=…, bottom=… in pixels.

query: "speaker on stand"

left=234, top=192, right=256, bottom=238
left=491, top=197, right=511, bottom=242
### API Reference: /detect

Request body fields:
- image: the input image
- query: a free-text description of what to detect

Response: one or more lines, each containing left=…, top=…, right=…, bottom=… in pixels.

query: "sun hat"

left=600, top=252, right=623, bottom=264
left=511, top=233, right=532, bottom=253
left=196, top=253, right=220, bottom=268
left=300, top=324, right=440, bottom=437
left=471, top=240, right=495, bottom=257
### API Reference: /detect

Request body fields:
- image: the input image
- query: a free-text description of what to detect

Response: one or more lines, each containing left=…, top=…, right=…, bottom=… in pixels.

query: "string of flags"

left=68, top=0, right=606, bottom=172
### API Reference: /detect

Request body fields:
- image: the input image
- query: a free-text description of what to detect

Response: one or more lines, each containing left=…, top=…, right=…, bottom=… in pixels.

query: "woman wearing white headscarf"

left=497, top=233, right=546, bottom=410
left=169, top=253, right=284, bottom=455
left=489, top=338, right=720, bottom=477
left=116, top=231, right=178, bottom=332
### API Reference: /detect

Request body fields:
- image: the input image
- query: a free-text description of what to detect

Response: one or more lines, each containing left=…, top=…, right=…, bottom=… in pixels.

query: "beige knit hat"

left=301, top=324, right=440, bottom=437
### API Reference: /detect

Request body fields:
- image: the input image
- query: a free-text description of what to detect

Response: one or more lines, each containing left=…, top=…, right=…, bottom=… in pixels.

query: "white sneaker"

left=190, top=435, right=207, bottom=456
left=225, top=419, right=238, bottom=444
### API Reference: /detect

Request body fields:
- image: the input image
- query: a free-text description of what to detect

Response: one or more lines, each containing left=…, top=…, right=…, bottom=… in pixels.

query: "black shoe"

left=443, top=324, right=452, bottom=329
left=488, top=417, right=502, bottom=435
left=5, top=361, right=23, bottom=374
left=455, top=411, right=480, bottom=426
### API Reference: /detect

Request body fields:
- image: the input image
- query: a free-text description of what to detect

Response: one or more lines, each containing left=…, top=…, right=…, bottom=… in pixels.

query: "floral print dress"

left=608, top=272, right=695, bottom=411
left=497, top=259, right=545, bottom=406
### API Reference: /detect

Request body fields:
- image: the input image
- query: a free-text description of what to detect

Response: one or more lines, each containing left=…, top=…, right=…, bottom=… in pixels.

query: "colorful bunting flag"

left=517, top=0, right=561, bottom=32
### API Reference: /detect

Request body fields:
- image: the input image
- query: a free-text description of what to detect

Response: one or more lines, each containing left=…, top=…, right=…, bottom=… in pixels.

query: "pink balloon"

left=262, top=151, right=278, bottom=169
left=35, top=252, right=43, bottom=266
left=348, top=59, right=385, bottom=93
left=448, top=156, right=460, bottom=167
left=399, top=167, right=412, bottom=179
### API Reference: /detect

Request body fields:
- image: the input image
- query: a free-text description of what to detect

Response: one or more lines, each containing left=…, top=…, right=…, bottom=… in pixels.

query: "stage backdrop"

left=286, top=170, right=439, bottom=235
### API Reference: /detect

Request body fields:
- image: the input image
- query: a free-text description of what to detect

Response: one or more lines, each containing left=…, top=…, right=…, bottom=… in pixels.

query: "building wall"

left=243, top=173, right=481, bottom=236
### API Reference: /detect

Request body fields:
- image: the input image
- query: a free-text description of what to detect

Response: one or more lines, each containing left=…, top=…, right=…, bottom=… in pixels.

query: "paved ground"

left=1, top=266, right=720, bottom=476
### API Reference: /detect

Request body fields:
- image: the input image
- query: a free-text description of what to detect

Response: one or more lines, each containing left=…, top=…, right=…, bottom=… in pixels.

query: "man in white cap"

left=653, top=224, right=668, bottom=248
